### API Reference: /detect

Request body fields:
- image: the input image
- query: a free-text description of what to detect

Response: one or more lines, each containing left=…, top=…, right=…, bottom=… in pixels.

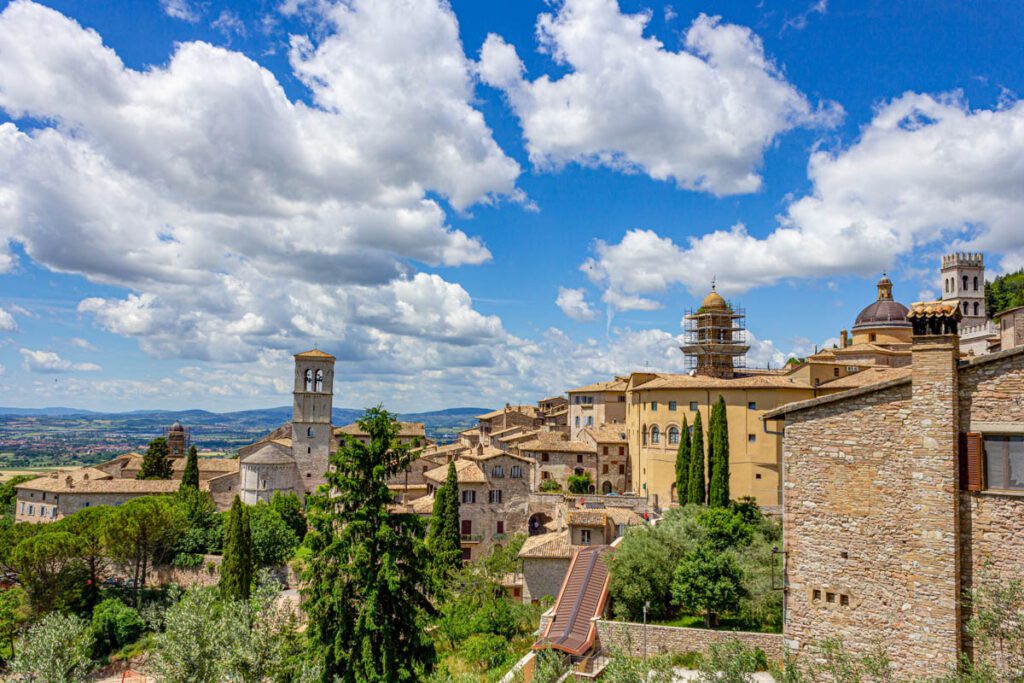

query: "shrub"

left=460, top=632, right=510, bottom=672
left=538, top=478, right=562, bottom=493
left=671, top=544, right=746, bottom=627
left=249, top=503, right=300, bottom=567
left=9, top=612, right=93, bottom=683
left=171, top=552, right=204, bottom=569
left=567, top=472, right=592, bottom=494
left=91, top=598, right=145, bottom=657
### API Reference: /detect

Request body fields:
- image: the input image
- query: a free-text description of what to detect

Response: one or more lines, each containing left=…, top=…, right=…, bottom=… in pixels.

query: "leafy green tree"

left=221, top=578, right=304, bottom=683
left=0, top=475, right=34, bottom=518
left=538, top=478, right=561, bottom=493
left=567, top=471, right=593, bottom=494
left=708, top=396, right=731, bottom=507
left=686, top=411, right=706, bottom=505
left=459, top=633, right=509, bottom=672
left=986, top=269, right=1024, bottom=318
left=173, top=487, right=221, bottom=560
left=271, top=491, right=307, bottom=541
left=697, top=639, right=766, bottom=683
left=964, top=577, right=1024, bottom=678
left=672, top=543, right=746, bottom=627
left=674, top=415, right=690, bottom=504
left=9, top=531, right=86, bottom=614
left=55, top=506, right=113, bottom=610
left=427, top=461, right=461, bottom=586
left=90, top=598, right=144, bottom=657
left=607, top=526, right=676, bottom=621
left=697, top=506, right=752, bottom=551
left=303, top=406, right=435, bottom=682
left=105, top=496, right=186, bottom=607
left=149, top=587, right=226, bottom=683
left=250, top=502, right=300, bottom=566
left=180, top=444, right=200, bottom=490
left=0, top=585, right=28, bottom=662
left=138, top=436, right=173, bottom=480
left=221, top=496, right=255, bottom=600
left=8, top=611, right=93, bottom=683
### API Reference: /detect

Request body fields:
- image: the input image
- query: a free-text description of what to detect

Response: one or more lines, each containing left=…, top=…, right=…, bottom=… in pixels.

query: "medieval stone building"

left=764, top=302, right=1024, bottom=678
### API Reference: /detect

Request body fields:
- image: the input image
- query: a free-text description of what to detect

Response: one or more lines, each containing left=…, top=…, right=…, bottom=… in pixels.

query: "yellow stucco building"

left=626, top=280, right=916, bottom=510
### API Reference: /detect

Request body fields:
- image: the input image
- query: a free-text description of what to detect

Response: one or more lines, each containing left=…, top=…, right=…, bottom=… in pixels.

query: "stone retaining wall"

left=594, top=620, right=783, bottom=661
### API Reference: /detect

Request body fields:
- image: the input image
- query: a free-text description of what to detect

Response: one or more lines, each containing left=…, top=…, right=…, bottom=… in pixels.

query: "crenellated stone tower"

left=291, top=349, right=335, bottom=492
left=941, top=252, right=986, bottom=329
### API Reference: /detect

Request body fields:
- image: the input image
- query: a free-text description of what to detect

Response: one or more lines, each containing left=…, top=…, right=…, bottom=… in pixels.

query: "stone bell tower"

left=941, top=252, right=986, bottom=329
left=291, top=349, right=335, bottom=492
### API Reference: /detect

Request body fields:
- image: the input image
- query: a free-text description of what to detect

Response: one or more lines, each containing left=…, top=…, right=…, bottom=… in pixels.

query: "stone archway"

left=602, top=480, right=613, bottom=494
left=528, top=512, right=553, bottom=536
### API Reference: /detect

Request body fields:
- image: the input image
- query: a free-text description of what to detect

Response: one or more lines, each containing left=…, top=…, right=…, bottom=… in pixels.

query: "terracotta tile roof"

left=241, top=443, right=295, bottom=466
left=490, top=425, right=529, bottom=438
left=423, top=458, right=487, bottom=485
left=501, top=429, right=542, bottom=443
left=17, top=474, right=181, bottom=494
left=409, top=495, right=436, bottom=515
left=459, top=427, right=480, bottom=436
left=519, top=531, right=575, bottom=559
left=476, top=405, right=540, bottom=420
left=294, top=348, right=335, bottom=360
left=634, top=372, right=815, bottom=390
left=583, top=424, right=627, bottom=443
left=567, top=378, right=628, bottom=393
left=461, top=445, right=534, bottom=463
left=537, top=545, right=611, bottom=655
left=907, top=300, right=961, bottom=319
left=817, top=366, right=911, bottom=389
left=604, top=507, right=644, bottom=526
left=519, top=438, right=595, bottom=454
left=172, top=457, right=239, bottom=473
left=567, top=510, right=608, bottom=527
left=335, top=421, right=425, bottom=438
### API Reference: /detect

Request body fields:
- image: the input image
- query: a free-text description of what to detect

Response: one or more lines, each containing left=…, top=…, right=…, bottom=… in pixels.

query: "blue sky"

left=0, top=0, right=1022, bottom=412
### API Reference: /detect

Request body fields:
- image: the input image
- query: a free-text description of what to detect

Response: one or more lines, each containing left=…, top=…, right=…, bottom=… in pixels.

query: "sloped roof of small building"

left=240, top=443, right=295, bottom=466
left=294, top=349, right=335, bottom=360
left=519, top=531, right=575, bottom=559
left=567, top=510, right=607, bottom=527
left=583, top=424, right=628, bottom=443
left=567, top=378, right=628, bottom=394
left=335, top=421, right=425, bottom=438
left=519, top=438, right=595, bottom=454
left=424, top=458, right=487, bottom=485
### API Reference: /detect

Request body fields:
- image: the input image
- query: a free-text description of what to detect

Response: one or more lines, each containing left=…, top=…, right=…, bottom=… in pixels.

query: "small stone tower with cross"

left=291, top=349, right=335, bottom=492
left=941, top=252, right=986, bottom=329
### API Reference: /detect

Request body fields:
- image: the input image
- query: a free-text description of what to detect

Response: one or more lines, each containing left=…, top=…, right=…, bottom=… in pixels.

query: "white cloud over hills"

left=20, top=349, right=101, bottom=373
left=478, top=0, right=840, bottom=195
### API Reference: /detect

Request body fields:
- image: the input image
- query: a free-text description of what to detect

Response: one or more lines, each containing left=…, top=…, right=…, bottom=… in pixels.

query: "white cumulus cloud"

left=555, top=287, right=598, bottom=322
left=160, top=0, right=200, bottom=23
left=582, top=92, right=1024, bottom=307
left=20, top=348, right=102, bottom=373
left=478, top=0, right=840, bottom=195
left=0, top=306, right=16, bottom=332
left=0, top=0, right=524, bottom=372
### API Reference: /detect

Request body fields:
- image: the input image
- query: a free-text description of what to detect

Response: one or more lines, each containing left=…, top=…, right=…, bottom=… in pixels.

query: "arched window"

left=945, top=278, right=950, bottom=293
left=642, top=425, right=647, bottom=445
left=963, top=275, right=969, bottom=290
left=973, top=301, right=980, bottom=316
left=602, top=480, right=613, bottom=494
left=651, top=425, right=661, bottom=444
left=304, top=369, right=313, bottom=391
left=315, top=369, right=324, bottom=392
left=668, top=426, right=680, bottom=444
left=307, top=426, right=315, bottom=438
left=963, top=302, right=969, bottom=314
left=974, top=276, right=979, bottom=291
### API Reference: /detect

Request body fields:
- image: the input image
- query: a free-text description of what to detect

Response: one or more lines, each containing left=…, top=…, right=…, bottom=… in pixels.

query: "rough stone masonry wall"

left=957, top=352, right=1024, bottom=667
left=782, top=382, right=929, bottom=674
left=595, top=620, right=782, bottom=661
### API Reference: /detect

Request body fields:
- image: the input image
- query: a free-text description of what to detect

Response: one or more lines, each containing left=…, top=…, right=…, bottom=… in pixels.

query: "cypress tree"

left=180, top=445, right=200, bottom=491
left=674, top=415, right=690, bottom=505
left=708, top=396, right=731, bottom=508
left=427, top=461, right=462, bottom=585
left=220, top=496, right=253, bottom=601
left=304, top=406, right=435, bottom=682
left=138, top=436, right=173, bottom=480
left=686, top=411, right=706, bottom=505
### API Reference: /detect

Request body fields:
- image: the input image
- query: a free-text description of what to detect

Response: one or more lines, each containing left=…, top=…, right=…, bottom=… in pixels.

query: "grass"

left=652, top=614, right=780, bottom=633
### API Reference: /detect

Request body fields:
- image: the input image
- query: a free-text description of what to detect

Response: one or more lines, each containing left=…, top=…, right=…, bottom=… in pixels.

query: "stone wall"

left=594, top=620, right=782, bottom=661
left=522, top=557, right=570, bottom=604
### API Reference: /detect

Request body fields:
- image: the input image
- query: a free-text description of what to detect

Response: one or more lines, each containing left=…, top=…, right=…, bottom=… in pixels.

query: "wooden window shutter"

left=959, top=432, right=983, bottom=491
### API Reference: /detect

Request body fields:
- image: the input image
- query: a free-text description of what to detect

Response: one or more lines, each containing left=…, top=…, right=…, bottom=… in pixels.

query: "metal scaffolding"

left=681, top=305, right=749, bottom=377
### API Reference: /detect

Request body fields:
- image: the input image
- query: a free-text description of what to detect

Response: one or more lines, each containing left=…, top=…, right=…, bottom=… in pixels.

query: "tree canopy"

left=220, top=496, right=254, bottom=600
left=686, top=411, right=706, bottom=505
left=675, top=415, right=690, bottom=504
left=138, top=436, right=173, bottom=480
left=180, top=445, right=200, bottom=490
left=708, top=395, right=731, bottom=508
left=303, top=406, right=435, bottom=682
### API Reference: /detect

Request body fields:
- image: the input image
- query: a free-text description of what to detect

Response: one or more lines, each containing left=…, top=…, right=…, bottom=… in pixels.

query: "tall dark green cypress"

left=138, top=436, right=173, bottom=480
left=686, top=410, right=706, bottom=505
left=674, top=415, right=690, bottom=505
left=708, top=396, right=731, bottom=508
left=180, top=445, right=200, bottom=491
left=426, top=461, right=462, bottom=584
left=220, top=495, right=253, bottom=600
left=304, top=407, right=435, bottom=682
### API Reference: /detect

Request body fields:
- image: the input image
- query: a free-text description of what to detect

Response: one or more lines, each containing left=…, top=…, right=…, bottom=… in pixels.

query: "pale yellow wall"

left=626, top=385, right=815, bottom=509
left=851, top=327, right=911, bottom=346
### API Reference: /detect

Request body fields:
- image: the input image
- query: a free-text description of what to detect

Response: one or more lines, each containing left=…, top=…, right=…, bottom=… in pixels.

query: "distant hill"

left=0, top=407, right=100, bottom=416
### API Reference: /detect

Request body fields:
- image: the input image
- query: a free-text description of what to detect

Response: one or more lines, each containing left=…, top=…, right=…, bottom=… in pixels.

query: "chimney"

left=65, top=476, right=74, bottom=488
left=840, top=329, right=849, bottom=348
left=905, top=300, right=963, bottom=658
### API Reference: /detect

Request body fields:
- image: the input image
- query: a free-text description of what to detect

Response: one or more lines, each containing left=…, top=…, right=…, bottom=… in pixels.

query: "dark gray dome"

left=853, top=275, right=910, bottom=330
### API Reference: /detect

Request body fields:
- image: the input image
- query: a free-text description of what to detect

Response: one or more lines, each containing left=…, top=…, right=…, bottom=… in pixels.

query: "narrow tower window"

left=963, top=275, right=969, bottom=290
left=315, top=369, right=324, bottom=392
left=304, top=369, right=313, bottom=391
left=974, top=302, right=979, bottom=316
left=974, top=276, right=979, bottom=291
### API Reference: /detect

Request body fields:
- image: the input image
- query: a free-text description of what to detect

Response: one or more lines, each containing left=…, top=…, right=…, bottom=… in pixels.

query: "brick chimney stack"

left=904, top=300, right=963, bottom=669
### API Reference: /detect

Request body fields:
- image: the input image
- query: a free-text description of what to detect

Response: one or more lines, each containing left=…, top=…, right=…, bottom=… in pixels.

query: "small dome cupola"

left=853, top=274, right=911, bottom=331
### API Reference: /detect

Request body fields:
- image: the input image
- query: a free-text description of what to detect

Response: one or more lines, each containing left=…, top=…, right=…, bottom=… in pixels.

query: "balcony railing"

left=461, top=533, right=484, bottom=544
